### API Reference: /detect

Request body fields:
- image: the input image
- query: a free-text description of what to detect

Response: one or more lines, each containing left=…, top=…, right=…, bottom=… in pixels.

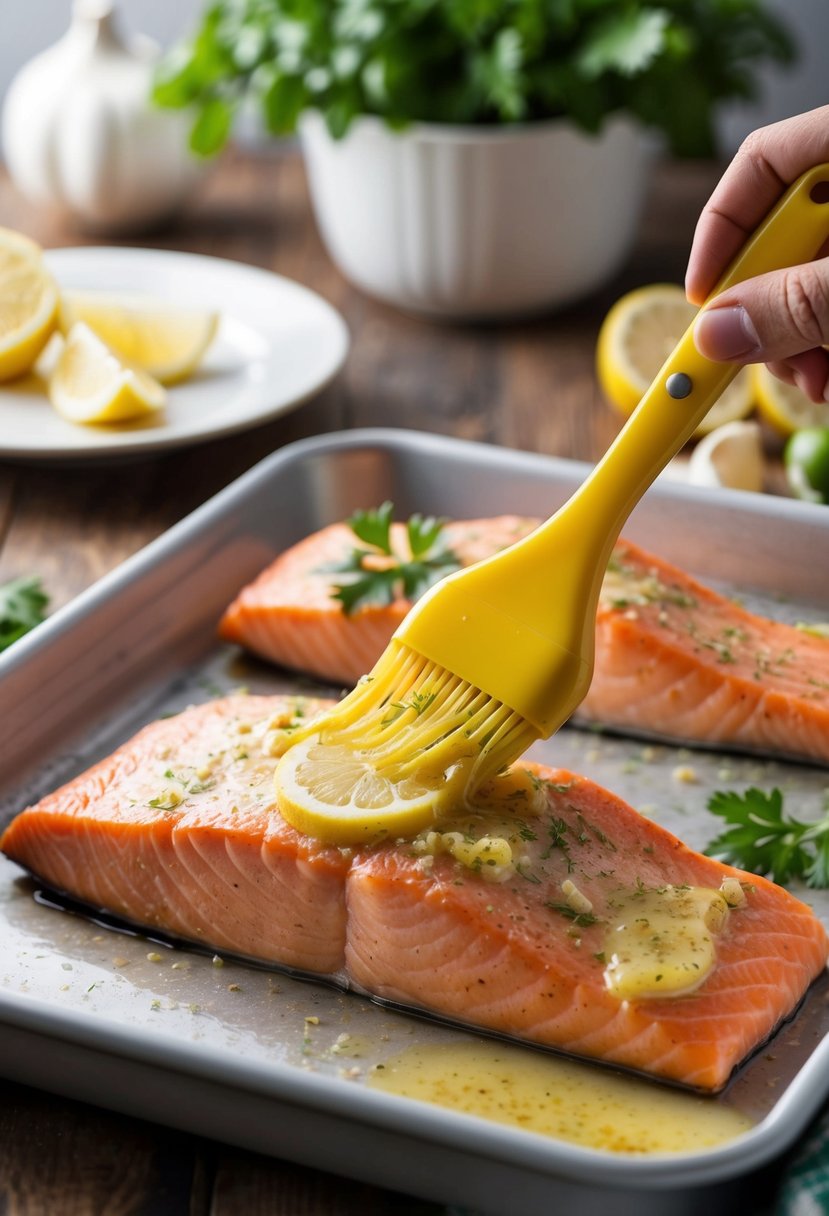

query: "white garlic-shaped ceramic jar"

left=2, top=0, right=200, bottom=232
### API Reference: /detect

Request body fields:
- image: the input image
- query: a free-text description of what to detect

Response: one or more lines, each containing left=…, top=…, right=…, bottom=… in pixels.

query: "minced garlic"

left=720, top=877, right=746, bottom=907
left=671, top=765, right=698, bottom=785
left=412, top=828, right=515, bottom=883
left=561, top=879, right=593, bottom=917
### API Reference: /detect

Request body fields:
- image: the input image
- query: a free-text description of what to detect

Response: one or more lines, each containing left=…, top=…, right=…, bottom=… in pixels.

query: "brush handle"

left=398, top=164, right=829, bottom=737
left=566, top=163, right=829, bottom=569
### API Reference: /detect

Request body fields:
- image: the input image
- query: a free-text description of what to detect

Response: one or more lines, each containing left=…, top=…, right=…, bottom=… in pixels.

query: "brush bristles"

left=315, top=641, right=539, bottom=793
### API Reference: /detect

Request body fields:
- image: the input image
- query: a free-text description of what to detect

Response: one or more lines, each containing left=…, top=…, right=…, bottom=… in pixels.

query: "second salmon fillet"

left=2, top=694, right=826, bottom=1092
left=220, top=516, right=829, bottom=765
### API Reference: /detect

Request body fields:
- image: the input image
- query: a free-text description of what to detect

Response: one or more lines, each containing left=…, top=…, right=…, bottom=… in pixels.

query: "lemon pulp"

left=597, top=284, right=754, bottom=437
left=276, top=735, right=455, bottom=845
left=49, top=322, right=166, bottom=425
left=753, top=363, right=829, bottom=436
left=59, top=291, right=218, bottom=384
left=0, top=227, right=59, bottom=381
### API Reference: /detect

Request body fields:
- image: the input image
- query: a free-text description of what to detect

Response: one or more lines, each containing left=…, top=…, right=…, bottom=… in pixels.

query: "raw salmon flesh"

left=220, top=519, right=829, bottom=764
left=3, top=694, right=825, bottom=1091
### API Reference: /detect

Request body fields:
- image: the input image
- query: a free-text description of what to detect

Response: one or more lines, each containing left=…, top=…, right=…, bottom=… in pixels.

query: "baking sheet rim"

left=2, top=427, right=829, bottom=1190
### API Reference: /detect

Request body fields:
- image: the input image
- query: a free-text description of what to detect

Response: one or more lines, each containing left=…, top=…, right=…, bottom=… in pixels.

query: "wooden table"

left=0, top=148, right=749, bottom=1214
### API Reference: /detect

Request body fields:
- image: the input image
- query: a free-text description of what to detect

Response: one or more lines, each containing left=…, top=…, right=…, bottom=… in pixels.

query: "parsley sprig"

left=704, top=787, right=829, bottom=888
left=0, top=576, right=49, bottom=653
left=324, top=502, right=461, bottom=616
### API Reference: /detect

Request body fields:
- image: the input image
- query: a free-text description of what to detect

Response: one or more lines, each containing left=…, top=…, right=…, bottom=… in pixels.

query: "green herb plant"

left=324, top=501, right=461, bottom=615
left=154, top=0, right=793, bottom=157
left=0, top=576, right=49, bottom=653
left=704, top=787, right=829, bottom=889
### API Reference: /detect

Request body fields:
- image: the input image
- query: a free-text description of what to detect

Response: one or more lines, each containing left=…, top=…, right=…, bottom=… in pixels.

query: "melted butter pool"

left=368, top=1041, right=753, bottom=1154
left=604, top=884, right=729, bottom=1000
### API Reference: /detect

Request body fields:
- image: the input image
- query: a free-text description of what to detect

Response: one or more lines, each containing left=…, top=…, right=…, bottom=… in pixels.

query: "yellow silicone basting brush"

left=275, top=164, right=829, bottom=845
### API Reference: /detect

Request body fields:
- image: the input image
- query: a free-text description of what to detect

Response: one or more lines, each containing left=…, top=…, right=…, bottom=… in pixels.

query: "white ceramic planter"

left=299, top=112, right=651, bottom=318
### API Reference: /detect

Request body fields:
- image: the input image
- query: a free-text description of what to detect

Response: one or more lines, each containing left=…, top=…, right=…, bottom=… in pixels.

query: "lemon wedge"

left=275, top=736, right=450, bottom=845
left=49, top=322, right=166, bottom=425
left=597, top=284, right=754, bottom=437
left=753, top=364, right=829, bottom=436
left=59, top=291, right=218, bottom=384
left=0, top=227, right=59, bottom=381
left=688, top=420, right=764, bottom=492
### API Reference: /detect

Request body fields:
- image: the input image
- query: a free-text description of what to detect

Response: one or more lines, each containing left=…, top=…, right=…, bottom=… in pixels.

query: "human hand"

left=686, top=106, right=829, bottom=405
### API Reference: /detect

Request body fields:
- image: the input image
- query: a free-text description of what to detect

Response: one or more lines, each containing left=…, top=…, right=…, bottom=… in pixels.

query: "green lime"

left=784, top=427, right=829, bottom=504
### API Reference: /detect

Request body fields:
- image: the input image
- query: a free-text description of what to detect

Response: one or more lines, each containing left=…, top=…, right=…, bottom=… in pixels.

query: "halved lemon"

left=48, top=322, right=166, bottom=425
left=0, top=227, right=59, bottom=381
left=59, top=291, right=218, bottom=384
left=275, top=736, right=450, bottom=845
left=753, top=364, right=829, bottom=436
left=596, top=284, right=754, bottom=437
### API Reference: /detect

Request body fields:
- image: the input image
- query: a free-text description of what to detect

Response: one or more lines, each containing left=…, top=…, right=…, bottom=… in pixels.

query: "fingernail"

left=694, top=306, right=761, bottom=362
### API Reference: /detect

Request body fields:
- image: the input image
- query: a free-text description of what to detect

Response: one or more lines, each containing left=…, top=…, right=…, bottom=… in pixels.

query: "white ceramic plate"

left=0, top=247, right=349, bottom=460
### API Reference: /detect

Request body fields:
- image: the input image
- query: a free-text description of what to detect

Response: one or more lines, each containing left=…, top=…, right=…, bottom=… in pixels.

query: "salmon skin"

left=3, top=693, right=826, bottom=1092
left=220, top=517, right=829, bottom=765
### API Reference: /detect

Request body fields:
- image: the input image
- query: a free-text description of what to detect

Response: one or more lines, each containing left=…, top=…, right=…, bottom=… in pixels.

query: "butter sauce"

left=604, top=885, right=729, bottom=1000
left=368, top=1041, right=753, bottom=1153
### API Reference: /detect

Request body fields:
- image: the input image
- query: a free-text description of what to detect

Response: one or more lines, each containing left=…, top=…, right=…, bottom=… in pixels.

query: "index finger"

left=685, top=105, right=829, bottom=305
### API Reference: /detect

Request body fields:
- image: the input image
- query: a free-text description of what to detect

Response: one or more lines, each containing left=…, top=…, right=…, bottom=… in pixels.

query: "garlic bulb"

left=1, top=1, right=200, bottom=232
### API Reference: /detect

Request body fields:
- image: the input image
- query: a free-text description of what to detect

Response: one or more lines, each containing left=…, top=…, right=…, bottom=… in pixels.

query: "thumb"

left=694, top=258, right=829, bottom=365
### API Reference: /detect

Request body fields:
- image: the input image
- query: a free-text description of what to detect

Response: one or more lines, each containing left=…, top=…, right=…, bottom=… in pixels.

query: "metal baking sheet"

left=1, top=428, right=829, bottom=1216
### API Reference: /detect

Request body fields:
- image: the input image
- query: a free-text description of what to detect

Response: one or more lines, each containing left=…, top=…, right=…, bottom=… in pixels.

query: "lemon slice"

left=49, top=322, right=166, bottom=425
left=597, top=284, right=754, bottom=437
left=688, top=420, right=764, bottom=492
left=59, top=291, right=218, bottom=384
left=275, top=736, right=450, bottom=845
left=0, top=226, right=59, bottom=381
left=753, top=364, right=829, bottom=436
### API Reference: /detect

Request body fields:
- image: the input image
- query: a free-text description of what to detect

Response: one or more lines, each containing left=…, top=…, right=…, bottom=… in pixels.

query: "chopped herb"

left=381, top=688, right=438, bottom=727
left=148, top=795, right=180, bottom=811
left=0, top=575, right=49, bottom=653
left=698, top=637, right=735, bottom=663
left=322, top=502, right=461, bottom=615
left=540, top=817, right=572, bottom=869
left=593, top=952, right=606, bottom=963
left=704, top=787, right=829, bottom=888
left=577, top=816, right=617, bottom=852
left=545, top=901, right=601, bottom=928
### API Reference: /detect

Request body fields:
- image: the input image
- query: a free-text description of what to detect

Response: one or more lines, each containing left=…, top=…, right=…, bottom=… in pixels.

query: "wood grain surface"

left=0, top=148, right=760, bottom=1214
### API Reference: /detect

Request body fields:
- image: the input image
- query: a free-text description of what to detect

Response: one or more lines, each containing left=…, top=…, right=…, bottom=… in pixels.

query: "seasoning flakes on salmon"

left=3, top=695, right=826, bottom=1091
left=220, top=516, right=829, bottom=764
left=1, top=696, right=350, bottom=973
left=581, top=540, right=829, bottom=765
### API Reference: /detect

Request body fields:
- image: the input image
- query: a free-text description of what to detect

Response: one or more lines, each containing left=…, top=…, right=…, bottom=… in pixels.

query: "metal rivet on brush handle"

left=666, top=372, right=693, bottom=399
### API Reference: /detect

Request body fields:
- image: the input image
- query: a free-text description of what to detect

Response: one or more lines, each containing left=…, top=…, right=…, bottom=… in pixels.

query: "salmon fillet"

left=220, top=516, right=829, bottom=764
left=582, top=540, right=829, bottom=765
left=3, top=694, right=826, bottom=1091
left=218, top=517, right=538, bottom=685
